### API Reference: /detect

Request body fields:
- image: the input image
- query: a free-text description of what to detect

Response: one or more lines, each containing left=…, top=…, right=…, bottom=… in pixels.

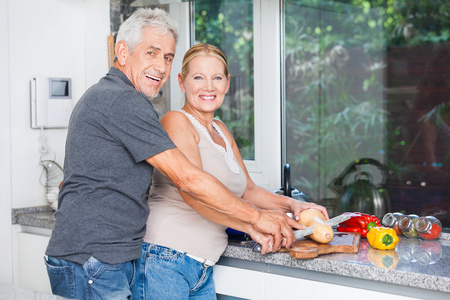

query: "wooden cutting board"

left=279, top=232, right=361, bottom=259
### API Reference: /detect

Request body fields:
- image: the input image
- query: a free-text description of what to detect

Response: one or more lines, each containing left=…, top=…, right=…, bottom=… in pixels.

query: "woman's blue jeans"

left=131, top=243, right=216, bottom=299
left=45, top=256, right=136, bottom=299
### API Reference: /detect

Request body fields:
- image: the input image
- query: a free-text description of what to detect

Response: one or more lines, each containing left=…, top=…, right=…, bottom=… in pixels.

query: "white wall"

left=0, top=0, right=13, bottom=286
left=9, top=0, right=109, bottom=209
left=0, top=0, right=109, bottom=284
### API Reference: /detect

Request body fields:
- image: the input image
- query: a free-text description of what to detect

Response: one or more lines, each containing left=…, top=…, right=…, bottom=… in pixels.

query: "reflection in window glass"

left=193, top=0, right=254, bottom=159
left=284, top=0, right=450, bottom=228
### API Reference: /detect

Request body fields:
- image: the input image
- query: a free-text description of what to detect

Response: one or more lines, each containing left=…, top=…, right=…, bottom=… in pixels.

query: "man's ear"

left=115, top=40, right=129, bottom=65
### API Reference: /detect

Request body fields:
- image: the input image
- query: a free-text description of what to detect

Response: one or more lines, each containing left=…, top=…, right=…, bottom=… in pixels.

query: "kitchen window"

left=283, top=0, right=450, bottom=229
left=118, top=0, right=450, bottom=230
left=191, top=0, right=449, bottom=229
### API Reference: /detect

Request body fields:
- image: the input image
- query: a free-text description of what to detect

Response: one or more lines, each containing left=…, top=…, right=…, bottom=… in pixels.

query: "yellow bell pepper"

left=367, top=227, right=399, bottom=250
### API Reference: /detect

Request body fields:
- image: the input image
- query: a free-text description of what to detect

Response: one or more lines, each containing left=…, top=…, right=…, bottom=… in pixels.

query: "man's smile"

left=145, top=73, right=162, bottom=83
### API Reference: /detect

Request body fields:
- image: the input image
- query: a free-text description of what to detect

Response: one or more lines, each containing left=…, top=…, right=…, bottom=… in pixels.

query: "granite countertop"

left=13, top=206, right=450, bottom=297
left=220, top=235, right=450, bottom=297
left=12, top=206, right=56, bottom=229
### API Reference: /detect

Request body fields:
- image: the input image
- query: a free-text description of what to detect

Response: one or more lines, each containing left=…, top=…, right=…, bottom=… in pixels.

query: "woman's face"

left=179, top=55, right=230, bottom=115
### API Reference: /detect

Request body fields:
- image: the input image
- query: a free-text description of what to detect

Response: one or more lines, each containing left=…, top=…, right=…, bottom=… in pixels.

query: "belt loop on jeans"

left=185, top=253, right=216, bottom=267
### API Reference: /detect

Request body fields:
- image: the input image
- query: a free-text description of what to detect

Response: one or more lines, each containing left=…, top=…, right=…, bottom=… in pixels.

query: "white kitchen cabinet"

left=213, top=265, right=419, bottom=300
left=13, top=225, right=52, bottom=294
left=263, top=272, right=417, bottom=300
left=214, top=265, right=264, bottom=299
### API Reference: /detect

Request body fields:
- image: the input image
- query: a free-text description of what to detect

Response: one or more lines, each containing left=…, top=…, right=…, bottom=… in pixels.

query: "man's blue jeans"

left=132, top=243, right=216, bottom=299
left=45, top=256, right=136, bottom=299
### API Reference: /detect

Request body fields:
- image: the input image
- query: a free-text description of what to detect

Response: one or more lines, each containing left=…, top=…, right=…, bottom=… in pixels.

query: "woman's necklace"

left=181, top=110, right=240, bottom=174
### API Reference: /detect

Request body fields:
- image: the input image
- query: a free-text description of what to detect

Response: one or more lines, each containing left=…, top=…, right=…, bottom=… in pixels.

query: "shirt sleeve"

left=107, top=90, right=176, bottom=162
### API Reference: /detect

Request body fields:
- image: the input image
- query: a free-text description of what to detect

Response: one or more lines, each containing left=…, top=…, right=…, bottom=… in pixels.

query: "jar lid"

left=415, top=217, right=431, bottom=233
left=382, top=213, right=396, bottom=227
left=398, top=215, right=413, bottom=231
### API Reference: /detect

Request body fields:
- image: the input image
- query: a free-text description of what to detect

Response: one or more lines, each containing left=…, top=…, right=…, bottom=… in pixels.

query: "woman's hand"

left=247, top=228, right=274, bottom=255
left=290, top=201, right=329, bottom=223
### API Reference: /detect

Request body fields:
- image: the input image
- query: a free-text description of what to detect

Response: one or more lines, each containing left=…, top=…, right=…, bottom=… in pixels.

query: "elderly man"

left=45, top=8, right=315, bottom=299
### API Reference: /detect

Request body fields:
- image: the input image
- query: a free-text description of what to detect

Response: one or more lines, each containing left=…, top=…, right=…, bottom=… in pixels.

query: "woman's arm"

left=215, top=120, right=329, bottom=222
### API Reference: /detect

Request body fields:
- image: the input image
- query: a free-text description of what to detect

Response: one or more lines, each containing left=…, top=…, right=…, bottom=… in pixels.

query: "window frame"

left=169, top=0, right=283, bottom=191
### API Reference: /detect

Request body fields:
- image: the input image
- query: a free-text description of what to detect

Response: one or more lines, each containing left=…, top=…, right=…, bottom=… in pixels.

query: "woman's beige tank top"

left=143, top=110, right=247, bottom=262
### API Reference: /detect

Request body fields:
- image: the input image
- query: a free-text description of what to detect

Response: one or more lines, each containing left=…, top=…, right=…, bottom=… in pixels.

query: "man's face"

left=120, top=27, right=175, bottom=99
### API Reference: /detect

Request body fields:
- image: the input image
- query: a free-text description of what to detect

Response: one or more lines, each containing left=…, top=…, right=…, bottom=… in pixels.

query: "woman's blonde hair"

left=180, top=43, right=229, bottom=79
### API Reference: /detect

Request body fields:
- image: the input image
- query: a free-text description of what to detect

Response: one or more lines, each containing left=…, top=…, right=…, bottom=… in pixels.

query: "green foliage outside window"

left=284, top=0, right=449, bottom=212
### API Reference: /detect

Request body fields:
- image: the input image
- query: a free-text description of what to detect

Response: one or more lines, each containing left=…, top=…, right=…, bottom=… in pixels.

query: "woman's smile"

left=200, top=95, right=216, bottom=101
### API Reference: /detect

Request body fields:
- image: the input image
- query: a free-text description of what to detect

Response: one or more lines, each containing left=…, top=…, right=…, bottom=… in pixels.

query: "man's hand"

left=251, top=209, right=302, bottom=252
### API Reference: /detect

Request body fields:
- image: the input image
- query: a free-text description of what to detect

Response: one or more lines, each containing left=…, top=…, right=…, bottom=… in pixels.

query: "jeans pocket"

left=84, top=256, right=128, bottom=279
left=44, top=256, right=76, bottom=299
left=146, top=244, right=180, bottom=261
left=83, top=257, right=133, bottom=299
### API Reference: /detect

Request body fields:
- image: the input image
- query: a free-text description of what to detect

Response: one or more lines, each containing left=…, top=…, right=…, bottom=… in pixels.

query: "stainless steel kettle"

left=328, top=158, right=391, bottom=219
left=275, top=164, right=310, bottom=202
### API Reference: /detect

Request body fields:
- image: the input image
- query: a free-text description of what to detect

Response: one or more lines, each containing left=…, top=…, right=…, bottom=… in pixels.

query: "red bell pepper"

left=337, top=212, right=381, bottom=238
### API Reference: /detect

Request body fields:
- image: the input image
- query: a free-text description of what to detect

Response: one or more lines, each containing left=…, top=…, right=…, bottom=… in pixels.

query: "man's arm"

left=146, top=148, right=296, bottom=252
left=147, top=148, right=259, bottom=220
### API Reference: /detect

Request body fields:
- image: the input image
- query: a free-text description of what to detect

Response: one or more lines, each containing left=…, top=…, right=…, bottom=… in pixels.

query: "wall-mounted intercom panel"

left=30, top=77, right=73, bottom=128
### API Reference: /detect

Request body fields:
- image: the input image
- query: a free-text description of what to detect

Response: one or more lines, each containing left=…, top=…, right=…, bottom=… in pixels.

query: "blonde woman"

left=132, top=44, right=328, bottom=299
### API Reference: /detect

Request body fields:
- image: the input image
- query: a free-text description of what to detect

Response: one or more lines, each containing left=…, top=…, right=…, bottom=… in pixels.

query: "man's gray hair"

left=115, top=8, right=179, bottom=54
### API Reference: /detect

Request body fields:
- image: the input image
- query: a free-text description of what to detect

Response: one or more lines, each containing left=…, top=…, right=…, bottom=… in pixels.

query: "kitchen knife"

left=323, top=213, right=352, bottom=227
left=252, top=213, right=352, bottom=253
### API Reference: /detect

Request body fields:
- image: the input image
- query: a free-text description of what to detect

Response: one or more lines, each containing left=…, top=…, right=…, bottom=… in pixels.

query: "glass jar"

left=415, top=216, right=442, bottom=240
left=398, top=214, right=420, bottom=238
left=382, top=212, right=404, bottom=236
